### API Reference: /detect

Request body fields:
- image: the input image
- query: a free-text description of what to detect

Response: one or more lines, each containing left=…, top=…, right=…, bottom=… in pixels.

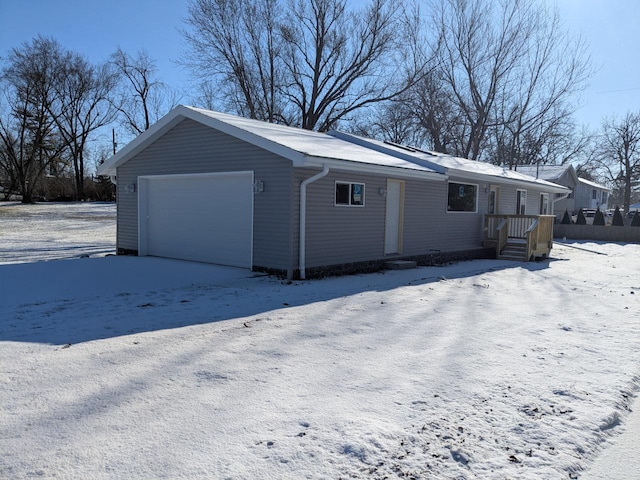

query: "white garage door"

left=138, top=171, right=253, bottom=268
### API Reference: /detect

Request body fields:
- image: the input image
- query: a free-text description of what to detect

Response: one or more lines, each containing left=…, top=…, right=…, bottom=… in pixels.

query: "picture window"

left=447, top=182, right=477, bottom=212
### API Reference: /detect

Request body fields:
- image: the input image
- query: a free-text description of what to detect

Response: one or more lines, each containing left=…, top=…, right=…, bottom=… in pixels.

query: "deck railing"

left=484, top=215, right=555, bottom=260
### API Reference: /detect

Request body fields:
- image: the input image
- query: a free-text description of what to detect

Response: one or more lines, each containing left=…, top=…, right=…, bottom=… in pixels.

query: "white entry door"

left=384, top=179, right=404, bottom=254
left=138, top=171, right=253, bottom=268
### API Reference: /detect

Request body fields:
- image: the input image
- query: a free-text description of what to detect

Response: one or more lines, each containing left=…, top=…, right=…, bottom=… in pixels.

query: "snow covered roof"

left=578, top=177, right=611, bottom=191
left=514, top=165, right=574, bottom=182
left=511, top=165, right=610, bottom=192
left=98, top=105, right=568, bottom=193
left=329, top=131, right=570, bottom=193
left=97, top=105, right=442, bottom=180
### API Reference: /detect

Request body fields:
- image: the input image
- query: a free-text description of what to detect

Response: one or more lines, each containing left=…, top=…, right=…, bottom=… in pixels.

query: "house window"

left=592, top=189, right=597, bottom=200
left=539, top=193, right=549, bottom=215
left=516, top=189, right=527, bottom=215
left=602, top=192, right=608, bottom=204
left=335, top=182, right=365, bottom=206
left=447, top=182, right=477, bottom=212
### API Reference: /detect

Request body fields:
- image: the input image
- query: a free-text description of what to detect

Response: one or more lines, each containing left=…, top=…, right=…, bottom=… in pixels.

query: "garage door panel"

left=139, top=172, right=253, bottom=268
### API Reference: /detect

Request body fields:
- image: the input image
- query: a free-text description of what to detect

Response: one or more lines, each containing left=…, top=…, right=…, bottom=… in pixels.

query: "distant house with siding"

left=98, top=105, right=568, bottom=279
left=516, top=165, right=610, bottom=217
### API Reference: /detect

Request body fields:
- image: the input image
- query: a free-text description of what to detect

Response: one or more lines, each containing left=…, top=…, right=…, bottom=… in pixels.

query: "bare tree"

left=417, top=0, right=591, bottom=162
left=491, top=3, right=591, bottom=169
left=183, top=0, right=285, bottom=122
left=48, top=51, right=119, bottom=200
left=182, top=0, right=432, bottom=131
left=597, top=113, right=640, bottom=213
left=0, top=36, right=66, bottom=203
left=351, top=100, right=427, bottom=147
left=280, top=0, right=426, bottom=131
left=407, top=71, right=465, bottom=153
left=110, top=48, right=180, bottom=138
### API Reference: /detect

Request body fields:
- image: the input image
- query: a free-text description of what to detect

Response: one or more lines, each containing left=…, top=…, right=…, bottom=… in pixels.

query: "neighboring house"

left=575, top=177, right=610, bottom=211
left=98, top=105, right=567, bottom=279
left=516, top=165, right=610, bottom=217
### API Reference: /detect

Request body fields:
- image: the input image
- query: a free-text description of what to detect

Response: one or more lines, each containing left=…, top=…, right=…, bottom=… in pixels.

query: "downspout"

left=552, top=191, right=571, bottom=217
left=299, top=164, right=330, bottom=280
left=553, top=192, right=570, bottom=205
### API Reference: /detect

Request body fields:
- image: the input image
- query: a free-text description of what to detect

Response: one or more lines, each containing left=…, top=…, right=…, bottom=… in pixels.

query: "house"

left=515, top=165, right=611, bottom=217
left=576, top=177, right=611, bottom=211
left=97, top=105, right=568, bottom=279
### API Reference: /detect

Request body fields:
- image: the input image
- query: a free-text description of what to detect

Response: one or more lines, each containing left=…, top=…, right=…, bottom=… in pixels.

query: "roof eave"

left=97, top=105, right=308, bottom=176
left=446, top=168, right=569, bottom=193
left=97, top=107, right=189, bottom=176
left=303, top=156, right=445, bottom=181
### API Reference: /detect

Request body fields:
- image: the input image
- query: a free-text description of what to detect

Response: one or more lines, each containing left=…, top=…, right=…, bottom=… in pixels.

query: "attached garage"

left=138, top=171, right=254, bottom=268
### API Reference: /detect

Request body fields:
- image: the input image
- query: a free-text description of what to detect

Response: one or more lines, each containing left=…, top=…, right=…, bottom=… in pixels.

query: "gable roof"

left=515, top=165, right=610, bottom=192
left=98, top=105, right=569, bottom=193
left=329, top=131, right=570, bottom=193
left=514, top=164, right=579, bottom=184
left=97, top=105, right=442, bottom=180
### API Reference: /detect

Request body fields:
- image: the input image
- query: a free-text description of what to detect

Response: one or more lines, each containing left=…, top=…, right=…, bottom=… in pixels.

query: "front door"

left=385, top=179, right=404, bottom=254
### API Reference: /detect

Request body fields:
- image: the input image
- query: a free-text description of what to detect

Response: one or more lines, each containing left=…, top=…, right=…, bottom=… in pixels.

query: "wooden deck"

left=484, top=215, right=555, bottom=261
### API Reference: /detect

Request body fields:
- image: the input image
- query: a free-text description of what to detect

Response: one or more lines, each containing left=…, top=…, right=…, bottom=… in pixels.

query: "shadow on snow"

left=0, top=255, right=556, bottom=346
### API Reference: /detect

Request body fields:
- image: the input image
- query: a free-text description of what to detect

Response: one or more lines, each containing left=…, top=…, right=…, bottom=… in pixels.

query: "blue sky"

left=1, top=0, right=639, bottom=131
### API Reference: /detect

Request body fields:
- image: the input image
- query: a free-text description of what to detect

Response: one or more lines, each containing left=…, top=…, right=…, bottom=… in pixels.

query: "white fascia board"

left=447, top=168, right=570, bottom=193
left=97, top=107, right=188, bottom=176
left=97, top=105, right=307, bottom=176
left=578, top=177, right=611, bottom=191
left=303, top=157, right=446, bottom=181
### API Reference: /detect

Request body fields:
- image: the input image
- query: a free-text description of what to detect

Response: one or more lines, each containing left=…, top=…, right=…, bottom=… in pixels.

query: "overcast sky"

left=1, top=0, right=639, bottom=131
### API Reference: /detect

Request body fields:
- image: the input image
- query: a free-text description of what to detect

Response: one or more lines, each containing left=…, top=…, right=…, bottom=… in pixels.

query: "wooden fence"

left=554, top=224, right=640, bottom=243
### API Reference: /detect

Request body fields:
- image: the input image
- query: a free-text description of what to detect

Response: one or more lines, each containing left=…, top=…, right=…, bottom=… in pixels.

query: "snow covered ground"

left=0, top=202, right=116, bottom=263
left=1, top=202, right=639, bottom=479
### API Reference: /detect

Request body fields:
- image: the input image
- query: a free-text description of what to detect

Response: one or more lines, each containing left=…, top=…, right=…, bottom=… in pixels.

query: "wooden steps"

left=498, top=239, right=529, bottom=261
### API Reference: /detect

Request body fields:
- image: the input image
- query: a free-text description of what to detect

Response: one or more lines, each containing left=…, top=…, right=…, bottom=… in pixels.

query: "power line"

left=595, top=87, right=640, bottom=94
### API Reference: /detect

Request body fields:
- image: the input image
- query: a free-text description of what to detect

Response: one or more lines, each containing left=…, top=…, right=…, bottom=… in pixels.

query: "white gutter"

left=552, top=191, right=571, bottom=215
left=553, top=191, right=571, bottom=205
left=299, top=164, right=330, bottom=280
left=304, top=157, right=444, bottom=181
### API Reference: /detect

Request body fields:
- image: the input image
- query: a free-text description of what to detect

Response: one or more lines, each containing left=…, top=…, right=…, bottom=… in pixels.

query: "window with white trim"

left=447, top=182, right=477, bottom=212
left=516, top=189, right=527, bottom=215
left=539, top=193, right=549, bottom=214
left=335, top=181, right=365, bottom=206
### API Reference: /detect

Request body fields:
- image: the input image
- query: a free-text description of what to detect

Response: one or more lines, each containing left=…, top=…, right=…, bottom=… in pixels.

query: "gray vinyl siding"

left=116, top=118, right=294, bottom=271
left=403, top=179, right=485, bottom=253
left=296, top=170, right=486, bottom=269
left=554, top=170, right=576, bottom=215
left=301, top=170, right=388, bottom=268
left=574, top=182, right=608, bottom=211
left=499, top=185, right=518, bottom=215
left=496, top=183, right=555, bottom=216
